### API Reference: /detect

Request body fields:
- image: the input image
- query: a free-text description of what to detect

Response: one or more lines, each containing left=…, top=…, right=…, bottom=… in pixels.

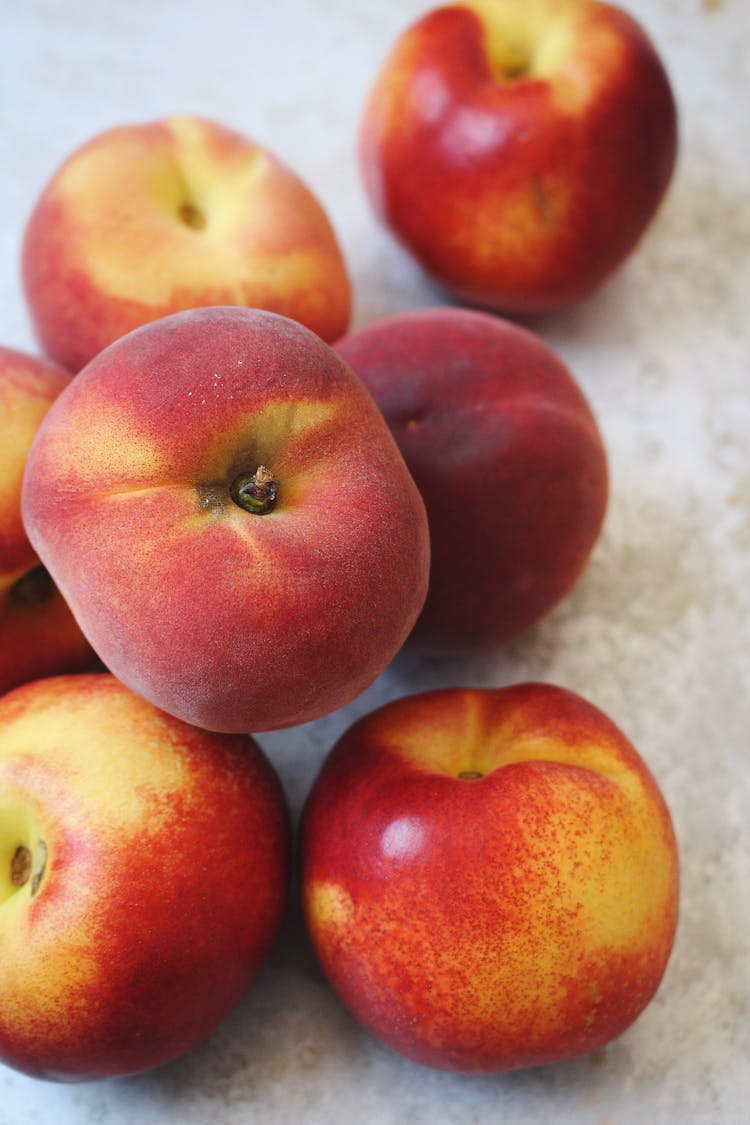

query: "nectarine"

left=360, top=0, right=678, bottom=313
left=0, top=346, right=91, bottom=692
left=301, top=683, right=679, bottom=1072
left=22, top=115, right=352, bottom=370
left=0, top=673, right=290, bottom=1080
left=335, top=307, right=607, bottom=649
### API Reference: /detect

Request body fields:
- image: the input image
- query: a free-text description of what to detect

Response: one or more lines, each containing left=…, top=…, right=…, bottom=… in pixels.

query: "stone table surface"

left=1, top=1, right=748, bottom=1122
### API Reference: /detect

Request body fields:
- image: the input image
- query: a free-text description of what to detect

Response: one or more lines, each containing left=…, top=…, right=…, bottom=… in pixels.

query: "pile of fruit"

left=0, top=0, right=679, bottom=1084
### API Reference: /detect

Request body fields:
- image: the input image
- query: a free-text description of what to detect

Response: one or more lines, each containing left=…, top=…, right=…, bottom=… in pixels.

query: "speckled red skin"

left=335, top=308, right=607, bottom=649
left=21, top=307, right=429, bottom=732
left=0, top=593, right=96, bottom=696
left=360, top=2, right=677, bottom=313
left=0, top=674, right=290, bottom=1081
left=0, top=346, right=92, bottom=692
left=300, top=683, right=679, bottom=1073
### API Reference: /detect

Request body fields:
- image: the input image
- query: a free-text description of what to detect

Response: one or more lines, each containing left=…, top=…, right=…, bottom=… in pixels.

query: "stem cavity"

left=178, top=201, right=206, bottom=230
left=9, top=840, right=47, bottom=895
left=11, top=845, right=31, bottom=887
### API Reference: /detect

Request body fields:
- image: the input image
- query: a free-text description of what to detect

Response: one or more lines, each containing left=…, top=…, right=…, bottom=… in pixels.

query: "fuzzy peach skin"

left=21, top=115, right=351, bottom=371
left=335, top=308, right=607, bottom=649
left=0, top=673, right=290, bottom=1081
left=21, top=307, right=430, bottom=733
left=360, top=0, right=677, bottom=314
left=0, top=346, right=92, bottom=692
left=300, top=683, right=679, bottom=1073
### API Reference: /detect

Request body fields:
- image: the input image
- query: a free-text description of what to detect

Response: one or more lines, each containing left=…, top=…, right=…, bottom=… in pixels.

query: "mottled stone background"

left=2, top=1, right=748, bottom=1121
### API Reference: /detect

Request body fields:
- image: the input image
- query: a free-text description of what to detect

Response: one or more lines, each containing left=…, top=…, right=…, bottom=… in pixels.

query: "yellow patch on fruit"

left=0, top=910, right=103, bottom=1049
left=196, top=397, right=341, bottom=488
left=374, top=689, right=636, bottom=782
left=53, top=117, right=270, bottom=304
left=0, top=381, right=58, bottom=542
left=53, top=399, right=171, bottom=494
left=0, top=679, right=204, bottom=1041
left=464, top=0, right=626, bottom=114
left=162, top=115, right=269, bottom=224
left=510, top=772, right=674, bottom=951
left=0, top=683, right=195, bottom=837
left=464, top=0, right=578, bottom=77
left=51, top=115, right=330, bottom=308
left=462, top=173, right=572, bottom=270
left=306, top=880, right=355, bottom=930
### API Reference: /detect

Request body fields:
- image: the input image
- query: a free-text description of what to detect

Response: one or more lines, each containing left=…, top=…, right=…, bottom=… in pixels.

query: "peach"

left=22, top=307, right=430, bottom=733
left=359, top=0, right=677, bottom=313
left=335, top=307, right=607, bottom=649
left=0, top=673, right=289, bottom=1080
left=301, top=682, right=679, bottom=1072
left=0, top=346, right=92, bottom=693
left=22, top=115, right=351, bottom=370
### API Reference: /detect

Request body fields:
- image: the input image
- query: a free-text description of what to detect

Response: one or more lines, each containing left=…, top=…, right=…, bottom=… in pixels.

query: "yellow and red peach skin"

left=360, top=1, right=678, bottom=313
left=21, top=307, right=430, bottom=733
left=0, top=673, right=290, bottom=1081
left=0, top=346, right=92, bottom=693
left=22, top=116, right=352, bottom=371
left=301, top=683, right=679, bottom=1072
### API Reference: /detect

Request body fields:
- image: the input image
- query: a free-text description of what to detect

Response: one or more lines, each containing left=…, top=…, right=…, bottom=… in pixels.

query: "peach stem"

left=229, top=465, right=279, bottom=515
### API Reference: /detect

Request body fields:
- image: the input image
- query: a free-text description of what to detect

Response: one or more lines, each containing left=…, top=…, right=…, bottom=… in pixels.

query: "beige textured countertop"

left=1, top=1, right=748, bottom=1121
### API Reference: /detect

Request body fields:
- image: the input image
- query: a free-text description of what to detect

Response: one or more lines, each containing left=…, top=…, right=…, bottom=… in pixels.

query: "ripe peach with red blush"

left=335, top=307, right=607, bottom=649
left=360, top=0, right=678, bottom=313
left=22, top=115, right=352, bottom=370
left=0, top=673, right=290, bottom=1081
left=0, top=345, right=92, bottom=693
left=301, top=683, right=679, bottom=1072
left=22, top=307, right=430, bottom=733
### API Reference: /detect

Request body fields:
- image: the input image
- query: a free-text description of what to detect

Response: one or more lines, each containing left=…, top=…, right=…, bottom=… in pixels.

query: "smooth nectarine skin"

left=335, top=308, right=607, bottom=649
left=360, top=1, right=677, bottom=313
left=0, top=674, right=290, bottom=1081
left=22, top=308, right=429, bottom=732
left=301, top=683, right=679, bottom=1072
left=0, top=346, right=92, bottom=692
left=22, top=115, right=351, bottom=370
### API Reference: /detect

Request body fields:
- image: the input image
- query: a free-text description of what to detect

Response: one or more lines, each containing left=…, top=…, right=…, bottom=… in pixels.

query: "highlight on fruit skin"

left=21, top=114, right=352, bottom=371
left=359, top=0, right=678, bottom=313
left=300, top=681, right=680, bottom=1073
